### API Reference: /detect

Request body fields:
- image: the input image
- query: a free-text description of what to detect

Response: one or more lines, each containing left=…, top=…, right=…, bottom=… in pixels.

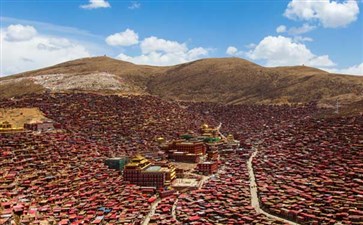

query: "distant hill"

left=1, top=56, right=363, bottom=111
left=0, top=57, right=165, bottom=98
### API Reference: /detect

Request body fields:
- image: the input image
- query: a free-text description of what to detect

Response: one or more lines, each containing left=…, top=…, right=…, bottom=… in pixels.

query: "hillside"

left=0, top=57, right=165, bottom=98
left=149, top=58, right=363, bottom=107
left=1, top=56, right=363, bottom=110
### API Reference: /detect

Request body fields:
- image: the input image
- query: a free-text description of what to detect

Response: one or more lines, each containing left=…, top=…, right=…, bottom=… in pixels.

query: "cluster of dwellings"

left=156, top=123, right=240, bottom=176
left=120, top=123, right=236, bottom=188
left=0, top=121, right=11, bottom=129
left=0, top=120, right=55, bottom=133
left=123, top=155, right=176, bottom=188
left=253, top=116, right=363, bottom=224
left=163, top=140, right=206, bottom=163
left=23, top=119, right=55, bottom=132
left=160, top=123, right=239, bottom=163
left=197, top=161, right=218, bottom=175
left=0, top=121, right=23, bottom=133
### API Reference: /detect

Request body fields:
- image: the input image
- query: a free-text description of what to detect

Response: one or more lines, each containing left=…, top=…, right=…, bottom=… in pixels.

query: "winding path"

left=247, top=146, right=300, bottom=225
left=144, top=146, right=299, bottom=225
left=171, top=198, right=179, bottom=221
left=142, top=198, right=161, bottom=225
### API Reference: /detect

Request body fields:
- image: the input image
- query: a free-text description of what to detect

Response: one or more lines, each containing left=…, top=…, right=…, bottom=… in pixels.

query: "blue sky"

left=1, top=0, right=362, bottom=76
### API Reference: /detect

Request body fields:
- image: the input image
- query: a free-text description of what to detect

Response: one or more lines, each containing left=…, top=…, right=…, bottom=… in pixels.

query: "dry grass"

left=1, top=56, right=363, bottom=114
left=149, top=58, right=363, bottom=108
left=0, top=79, right=45, bottom=99
left=0, top=108, right=47, bottom=129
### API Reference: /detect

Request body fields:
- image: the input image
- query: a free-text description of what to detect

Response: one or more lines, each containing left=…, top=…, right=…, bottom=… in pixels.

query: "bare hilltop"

left=1, top=56, right=362, bottom=113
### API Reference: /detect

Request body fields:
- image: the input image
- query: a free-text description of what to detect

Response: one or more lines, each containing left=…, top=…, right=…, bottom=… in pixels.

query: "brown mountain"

left=1, top=56, right=362, bottom=110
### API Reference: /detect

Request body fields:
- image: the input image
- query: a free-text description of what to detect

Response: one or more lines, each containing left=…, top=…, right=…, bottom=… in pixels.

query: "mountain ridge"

left=1, top=56, right=362, bottom=112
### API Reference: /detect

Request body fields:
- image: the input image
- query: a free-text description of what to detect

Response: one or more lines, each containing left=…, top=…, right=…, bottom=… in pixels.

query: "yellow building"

left=0, top=121, right=23, bottom=133
left=123, top=155, right=176, bottom=187
left=200, top=124, right=240, bottom=150
left=200, top=123, right=219, bottom=138
left=0, top=121, right=12, bottom=129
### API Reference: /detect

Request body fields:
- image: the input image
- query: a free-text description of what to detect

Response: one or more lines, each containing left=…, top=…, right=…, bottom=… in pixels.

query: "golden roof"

left=133, top=154, right=145, bottom=160
left=201, top=124, right=209, bottom=129
left=156, top=137, right=165, bottom=143
left=126, top=154, right=150, bottom=167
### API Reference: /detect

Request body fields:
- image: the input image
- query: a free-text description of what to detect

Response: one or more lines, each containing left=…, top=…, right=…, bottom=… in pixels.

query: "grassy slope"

left=1, top=57, right=363, bottom=110
left=148, top=58, right=363, bottom=106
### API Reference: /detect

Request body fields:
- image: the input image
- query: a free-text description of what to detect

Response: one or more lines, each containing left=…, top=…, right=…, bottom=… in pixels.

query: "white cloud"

left=1, top=25, right=91, bottom=76
left=81, top=0, right=110, bottom=9
left=116, top=36, right=208, bottom=66
left=276, top=24, right=316, bottom=35
left=188, top=47, right=208, bottom=59
left=247, top=35, right=335, bottom=67
left=245, top=43, right=256, bottom=49
left=328, top=63, right=363, bottom=76
left=117, top=52, right=180, bottom=66
left=288, top=23, right=316, bottom=35
left=226, top=46, right=238, bottom=55
left=1, top=16, right=101, bottom=39
left=293, top=36, right=313, bottom=43
left=105, top=29, right=139, bottom=46
left=284, top=0, right=359, bottom=28
left=140, top=36, right=188, bottom=54
left=129, top=1, right=141, bottom=9
left=307, top=55, right=335, bottom=67
left=276, top=25, right=287, bottom=33
left=4, top=24, right=37, bottom=41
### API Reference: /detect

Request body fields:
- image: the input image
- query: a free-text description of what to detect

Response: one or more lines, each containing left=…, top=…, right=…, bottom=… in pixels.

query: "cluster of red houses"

left=185, top=101, right=319, bottom=144
left=188, top=102, right=362, bottom=224
left=0, top=131, right=153, bottom=224
left=0, top=118, right=56, bottom=133
left=160, top=123, right=240, bottom=175
left=0, top=93, right=361, bottom=224
left=23, top=119, right=55, bottom=132
left=176, top=151, right=285, bottom=224
left=253, top=116, right=363, bottom=224
left=162, top=140, right=206, bottom=163
left=149, top=194, right=180, bottom=225
left=0, top=93, right=212, bottom=224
